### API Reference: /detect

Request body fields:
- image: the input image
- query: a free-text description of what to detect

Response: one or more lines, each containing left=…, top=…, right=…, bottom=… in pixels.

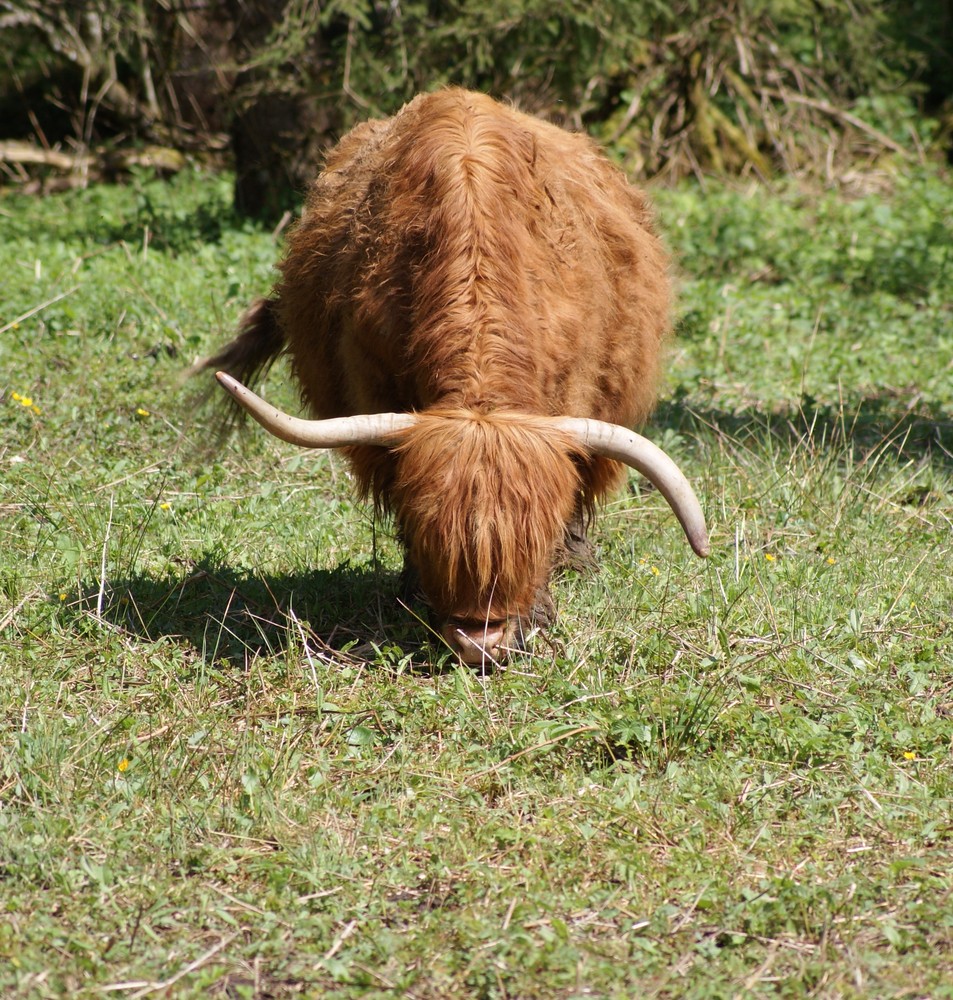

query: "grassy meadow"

left=1, top=164, right=951, bottom=998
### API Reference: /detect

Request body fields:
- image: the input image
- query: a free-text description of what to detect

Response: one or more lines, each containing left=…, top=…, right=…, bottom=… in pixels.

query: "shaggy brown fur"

left=199, top=88, right=672, bottom=656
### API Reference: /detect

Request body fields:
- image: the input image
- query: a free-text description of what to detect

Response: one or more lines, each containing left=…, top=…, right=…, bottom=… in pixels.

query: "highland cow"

left=196, top=89, right=709, bottom=664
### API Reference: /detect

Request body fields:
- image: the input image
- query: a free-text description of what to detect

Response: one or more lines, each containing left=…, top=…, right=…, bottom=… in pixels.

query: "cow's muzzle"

left=441, top=617, right=511, bottom=667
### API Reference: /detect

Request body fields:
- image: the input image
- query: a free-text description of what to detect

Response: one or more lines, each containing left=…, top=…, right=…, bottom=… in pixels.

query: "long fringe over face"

left=377, top=410, right=583, bottom=623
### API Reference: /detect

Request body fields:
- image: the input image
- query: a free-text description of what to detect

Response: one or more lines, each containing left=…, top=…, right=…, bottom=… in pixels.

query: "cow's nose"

left=442, top=620, right=508, bottom=666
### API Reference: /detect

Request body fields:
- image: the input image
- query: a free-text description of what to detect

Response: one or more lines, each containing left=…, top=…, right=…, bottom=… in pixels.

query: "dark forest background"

left=1, top=0, right=950, bottom=220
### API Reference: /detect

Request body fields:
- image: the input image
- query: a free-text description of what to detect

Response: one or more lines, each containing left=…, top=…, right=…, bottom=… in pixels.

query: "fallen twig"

left=101, top=932, right=239, bottom=997
left=0, top=287, right=79, bottom=336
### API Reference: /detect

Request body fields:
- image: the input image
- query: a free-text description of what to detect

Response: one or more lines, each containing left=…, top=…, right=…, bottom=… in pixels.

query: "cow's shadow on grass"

left=77, top=390, right=948, bottom=674
left=90, top=557, right=448, bottom=670
left=655, top=390, right=953, bottom=475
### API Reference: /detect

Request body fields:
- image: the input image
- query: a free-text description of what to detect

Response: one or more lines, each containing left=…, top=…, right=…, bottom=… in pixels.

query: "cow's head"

left=214, top=373, right=709, bottom=665
left=386, top=410, right=581, bottom=664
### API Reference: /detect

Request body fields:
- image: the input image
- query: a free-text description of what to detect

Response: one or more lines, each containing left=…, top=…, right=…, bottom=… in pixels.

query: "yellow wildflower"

left=764, top=552, right=776, bottom=562
left=10, top=392, right=39, bottom=413
left=118, top=758, right=130, bottom=772
left=136, top=407, right=150, bottom=417
left=902, top=751, right=916, bottom=761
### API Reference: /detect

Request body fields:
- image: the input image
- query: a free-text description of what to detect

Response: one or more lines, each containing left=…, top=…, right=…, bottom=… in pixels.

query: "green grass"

left=1, top=164, right=951, bottom=998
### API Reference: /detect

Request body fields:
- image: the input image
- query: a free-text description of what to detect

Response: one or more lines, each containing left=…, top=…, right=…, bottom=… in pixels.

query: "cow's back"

left=276, top=89, right=671, bottom=430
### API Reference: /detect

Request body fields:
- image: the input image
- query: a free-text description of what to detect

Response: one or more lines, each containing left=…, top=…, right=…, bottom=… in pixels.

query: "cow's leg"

left=554, top=502, right=597, bottom=573
left=399, top=549, right=423, bottom=605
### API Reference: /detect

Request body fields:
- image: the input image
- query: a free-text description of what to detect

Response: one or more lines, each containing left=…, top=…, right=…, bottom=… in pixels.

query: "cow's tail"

left=188, top=297, right=286, bottom=435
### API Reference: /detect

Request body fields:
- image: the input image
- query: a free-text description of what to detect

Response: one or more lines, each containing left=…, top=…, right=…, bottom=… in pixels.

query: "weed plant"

left=0, top=166, right=951, bottom=997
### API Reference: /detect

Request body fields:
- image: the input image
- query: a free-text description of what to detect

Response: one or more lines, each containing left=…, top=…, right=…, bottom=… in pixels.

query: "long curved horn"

left=215, top=372, right=418, bottom=447
left=552, top=417, right=710, bottom=558
left=215, top=372, right=709, bottom=555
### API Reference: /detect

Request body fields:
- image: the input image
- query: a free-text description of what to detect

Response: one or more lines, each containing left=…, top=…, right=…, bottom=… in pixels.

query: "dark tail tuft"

left=188, top=297, right=286, bottom=436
